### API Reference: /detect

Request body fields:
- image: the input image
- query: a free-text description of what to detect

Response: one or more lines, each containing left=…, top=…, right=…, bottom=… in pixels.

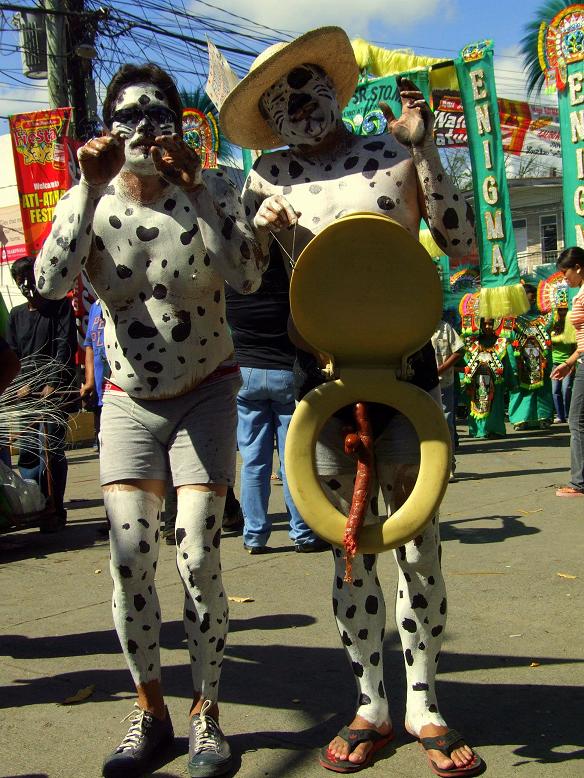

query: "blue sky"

left=0, top=0, right=553, bottom=135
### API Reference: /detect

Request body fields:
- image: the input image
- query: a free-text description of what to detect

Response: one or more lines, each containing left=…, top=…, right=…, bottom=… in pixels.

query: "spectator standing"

left=6, top=256, right=78, bottom=526
left=0, top=292, right=14, bottom=466
left=550, top=247, right=584, bottom=497
left=0, top=336, right=20, bottom=395
left=550, top=290, right=576, bottom=423
left=81, top=299, right=109, bottom=447
left=226, top=249, right=328, bottom=553
left=431, top=318, right=464, bottom=477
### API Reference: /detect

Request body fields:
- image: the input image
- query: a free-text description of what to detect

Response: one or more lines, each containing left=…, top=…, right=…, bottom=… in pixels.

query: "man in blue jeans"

left=226, top=249, right=329, bottom=553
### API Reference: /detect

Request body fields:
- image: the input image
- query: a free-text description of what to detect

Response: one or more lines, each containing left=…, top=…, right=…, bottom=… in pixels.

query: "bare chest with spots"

left=87, top=183, right=218, bottom=304
left=252, top=136, right=421, bottom=256
left=84, top=182, right=232, bottom=399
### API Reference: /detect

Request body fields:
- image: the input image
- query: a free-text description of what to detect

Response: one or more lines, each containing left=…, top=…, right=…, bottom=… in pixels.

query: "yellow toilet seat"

left=285, top=212, right=451, bottom=553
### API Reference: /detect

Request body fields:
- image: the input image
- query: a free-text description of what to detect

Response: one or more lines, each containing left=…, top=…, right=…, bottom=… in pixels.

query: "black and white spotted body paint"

left=243, top=69, right=466, bottom=735
left=36, top=150, right=265, bottom=400
left=323, top=468, right=446, bottom=731
left=245, top=67, right=474, bottom=265
left=106, top=488, right=228, bottom=699
left=110, top=83, right=177, bottom=175
left=260, top=65, right=338, bottom=148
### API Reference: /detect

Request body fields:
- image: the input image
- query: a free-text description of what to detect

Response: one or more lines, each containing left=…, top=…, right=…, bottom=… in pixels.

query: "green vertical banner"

left=558, top=59, right=584, bottom=248
left=537, top=7, right=584, bottom=248
left=454, top=41, right=528, bottom=319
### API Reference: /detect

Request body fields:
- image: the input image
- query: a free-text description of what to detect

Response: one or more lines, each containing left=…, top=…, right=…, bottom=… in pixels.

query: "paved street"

left=0, top=422, right=583, bottom=778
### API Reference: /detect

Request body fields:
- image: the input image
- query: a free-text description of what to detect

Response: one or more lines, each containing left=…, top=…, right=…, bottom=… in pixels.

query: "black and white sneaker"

left=188, top=699, right=232, bottom=777
left=102, top=704, right=174, bottom=777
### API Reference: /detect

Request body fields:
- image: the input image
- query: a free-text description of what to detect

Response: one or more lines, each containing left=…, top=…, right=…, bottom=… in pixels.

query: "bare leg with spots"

left=318, top=460, right=481, bottom=774
left=380, top=465, right=476, bottom=774
left=175, top=487, right=232, bottom=777
left=104, top=481, right=175, bottom=778
left=319, top=475, right=393, bottom=771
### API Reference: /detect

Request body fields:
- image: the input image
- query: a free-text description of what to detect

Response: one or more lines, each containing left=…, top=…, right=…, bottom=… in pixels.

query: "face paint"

left=111, top=83, right=177, bottom=174
left=15, top=270, right=36, bottom=301
left=260, top=64, right=340, bottom=148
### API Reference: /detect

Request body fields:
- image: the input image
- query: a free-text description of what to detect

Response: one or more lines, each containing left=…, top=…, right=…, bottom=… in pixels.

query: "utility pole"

left=65, top=0, right=100, bottom=140
left=43, top=0, right=68, bottom=109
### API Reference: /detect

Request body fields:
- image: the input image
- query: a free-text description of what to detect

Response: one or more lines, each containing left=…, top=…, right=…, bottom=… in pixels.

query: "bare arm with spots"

left=189, top=169, right=267, bottom=294
left=149, top=135, right=267, bottom=293
left=241, top=164, right=271, bottom=256
left=411, top=141, right=475, bottom=258
left=35, top=178, right=106, bottom=299
left=36, top=133, right=124, bottom=298
left=381, top=79, right=475, bottom=258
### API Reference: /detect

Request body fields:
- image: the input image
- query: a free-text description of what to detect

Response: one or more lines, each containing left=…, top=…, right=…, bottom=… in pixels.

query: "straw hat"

left=219, top=26, right=359, bottom=150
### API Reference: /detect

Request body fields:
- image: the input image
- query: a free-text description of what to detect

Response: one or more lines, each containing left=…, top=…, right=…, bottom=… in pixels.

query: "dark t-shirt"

left=225, top=251, right=295, bottom=371
left=6, top=298, right=78, bottom=395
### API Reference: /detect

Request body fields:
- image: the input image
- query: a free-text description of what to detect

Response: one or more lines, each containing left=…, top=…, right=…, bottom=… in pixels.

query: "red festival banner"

left=9, top=107, right=75, bottom=256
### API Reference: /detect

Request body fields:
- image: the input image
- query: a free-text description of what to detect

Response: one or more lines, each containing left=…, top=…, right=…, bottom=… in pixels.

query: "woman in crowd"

left=550, top=247, right=584, bottom=497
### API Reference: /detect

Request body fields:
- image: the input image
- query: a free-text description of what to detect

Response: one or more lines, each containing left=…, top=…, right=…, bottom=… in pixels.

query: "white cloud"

left=494, top=44, right=555, bottom=106
left=0, top=83, right=49, bottom=118
left=207, top=0, right=449, bottom=39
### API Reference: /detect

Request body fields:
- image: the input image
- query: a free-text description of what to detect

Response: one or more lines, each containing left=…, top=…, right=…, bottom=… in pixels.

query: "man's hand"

left=379, top=77, right=434, bottom=148
left=151, top=134, right=203, bottom=192
left=254, top=195, right=301, bottom=233
left=40, top=384, right=55, bottom=399
left=16, top=384, right=31, bottom=399
left=80, top=382, right=94, bottom=399
left=78, top=133, right=125, bottom=186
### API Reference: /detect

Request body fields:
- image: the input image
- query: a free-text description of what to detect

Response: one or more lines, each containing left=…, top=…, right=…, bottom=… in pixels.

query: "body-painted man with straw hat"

left=221, top=26, right=484, bottom=777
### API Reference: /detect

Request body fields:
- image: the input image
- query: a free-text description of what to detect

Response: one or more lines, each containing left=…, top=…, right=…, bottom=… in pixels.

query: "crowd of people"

left=0, top=23, right=582, bottom=778
left=436, top=271, right=583, bottom=500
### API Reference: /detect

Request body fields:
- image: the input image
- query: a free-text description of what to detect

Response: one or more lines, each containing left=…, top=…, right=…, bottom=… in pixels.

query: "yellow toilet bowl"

left=285, top=212, right=451, bottom=554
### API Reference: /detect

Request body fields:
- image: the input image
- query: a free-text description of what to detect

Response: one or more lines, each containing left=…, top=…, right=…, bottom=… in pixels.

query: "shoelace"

left=192, top=699, right=222, bottom=754
left=116, top=704, right=150, bottom=753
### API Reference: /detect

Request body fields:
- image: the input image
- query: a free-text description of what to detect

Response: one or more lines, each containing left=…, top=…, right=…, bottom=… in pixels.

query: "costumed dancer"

left=508, top=284, right=554, bottom=431
left=35, top=63, right=266, bottom=778
left=550, top=247, right=584, bottom=497
left=220, top=27, right=483, bottom=777
left=459, top=295, right=513, bottom=439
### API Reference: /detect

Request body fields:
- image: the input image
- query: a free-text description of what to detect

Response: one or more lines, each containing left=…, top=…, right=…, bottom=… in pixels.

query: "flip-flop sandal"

left=418, top=729, right=485, bottom=777
left=318, top=726, right=394, bottom=773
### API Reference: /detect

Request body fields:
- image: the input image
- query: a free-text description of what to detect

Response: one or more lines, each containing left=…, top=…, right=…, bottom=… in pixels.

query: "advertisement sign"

left=0, top=202, right=26, bottom=264
left=433, top=92, right=561, bottom=157
left=9, top=107, right=75, bottom=256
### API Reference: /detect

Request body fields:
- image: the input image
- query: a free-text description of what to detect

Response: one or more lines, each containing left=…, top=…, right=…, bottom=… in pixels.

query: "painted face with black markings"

left=111, top=82, right=177, bottom=174
left=260, top=64, right=339, bottom=148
